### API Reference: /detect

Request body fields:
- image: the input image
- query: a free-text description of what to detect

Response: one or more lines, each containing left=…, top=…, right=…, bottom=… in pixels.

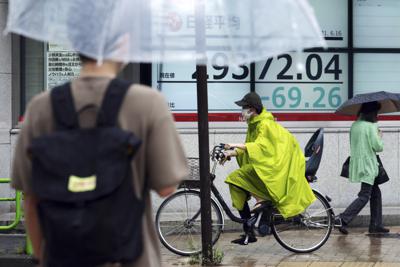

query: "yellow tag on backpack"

left=68, top=175, right=97, bottom=192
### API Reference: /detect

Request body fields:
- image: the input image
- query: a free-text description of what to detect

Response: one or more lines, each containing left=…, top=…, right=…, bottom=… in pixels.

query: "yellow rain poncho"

left=225, top=109, right=315, bottom=218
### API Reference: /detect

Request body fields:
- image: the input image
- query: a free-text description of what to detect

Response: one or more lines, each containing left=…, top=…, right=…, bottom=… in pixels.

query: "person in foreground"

left=337, top=101, right=389, bottom=235
left=221, top=92, right=316, bottom=245
left=11, top=55, right=188, bottom=267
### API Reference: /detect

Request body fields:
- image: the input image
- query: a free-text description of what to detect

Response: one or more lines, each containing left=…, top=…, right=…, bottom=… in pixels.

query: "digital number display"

left=354, top=53, right=400, bottom=95
left=255, top=53, right=348, bottom=112
left=309, top=0, right=348, bottom=47
left=152, top=52, right=348, bottom=113
left=191, top=53, right=249, bottom=81
left=150, top=0, right=350, bottom=119
left=354, top=0, right=400, bottom=48
left=153, top=57, right=250, bottom=112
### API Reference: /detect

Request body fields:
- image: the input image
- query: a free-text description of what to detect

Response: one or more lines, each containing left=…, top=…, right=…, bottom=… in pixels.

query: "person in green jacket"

left=222, top=92, right=316, bottom=245
left=337, top=101, right=389, bottom=235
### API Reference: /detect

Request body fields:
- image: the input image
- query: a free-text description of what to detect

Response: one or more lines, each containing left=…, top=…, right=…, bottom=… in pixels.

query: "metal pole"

left=195, top=0, right=213, bottom=264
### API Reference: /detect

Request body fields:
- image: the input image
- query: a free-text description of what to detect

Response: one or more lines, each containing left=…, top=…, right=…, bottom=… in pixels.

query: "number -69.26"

left=268, top=86, right=342, bottom=109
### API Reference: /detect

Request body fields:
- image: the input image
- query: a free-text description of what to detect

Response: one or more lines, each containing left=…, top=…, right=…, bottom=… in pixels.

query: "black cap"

left=235, top=92, right=263, bottom=113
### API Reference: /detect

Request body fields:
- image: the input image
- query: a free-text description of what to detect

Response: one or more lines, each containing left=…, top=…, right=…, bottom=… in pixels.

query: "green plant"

left=210, top=247, right=224, bottom=265
left=188, top=253, right=200, bottom=265
left=188, top=247, right=224, bottom=266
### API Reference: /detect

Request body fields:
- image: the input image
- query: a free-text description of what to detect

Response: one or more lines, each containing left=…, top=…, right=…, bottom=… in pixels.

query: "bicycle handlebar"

left=210, top=144, right=233, bottom=164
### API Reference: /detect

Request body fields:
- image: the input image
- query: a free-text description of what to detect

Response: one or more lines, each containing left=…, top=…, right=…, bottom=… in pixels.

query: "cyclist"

left=221, top=92, right=316, bottom=245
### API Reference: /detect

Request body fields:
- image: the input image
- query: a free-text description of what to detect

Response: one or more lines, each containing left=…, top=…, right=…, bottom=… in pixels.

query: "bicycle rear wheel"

left=271, top=190, right=333, bottom=253
left=156, top=189, right=224, bottom=256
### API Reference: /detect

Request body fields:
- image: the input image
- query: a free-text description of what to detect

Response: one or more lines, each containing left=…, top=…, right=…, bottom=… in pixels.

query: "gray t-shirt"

left=11, top=76, right=188, bottom=267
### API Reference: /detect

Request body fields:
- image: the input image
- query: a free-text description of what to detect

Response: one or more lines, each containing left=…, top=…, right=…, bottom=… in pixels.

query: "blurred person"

left=221, top=92, right=316, bottom=245
left=11, top=55, right=188, bottom=267
left=337, top=101, right=389, bottom=235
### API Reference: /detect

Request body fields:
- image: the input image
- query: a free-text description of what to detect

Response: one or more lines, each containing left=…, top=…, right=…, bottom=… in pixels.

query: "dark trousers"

left=239, top=201, right=252, bottom=233
left=340, top=182, right=382, bottom=228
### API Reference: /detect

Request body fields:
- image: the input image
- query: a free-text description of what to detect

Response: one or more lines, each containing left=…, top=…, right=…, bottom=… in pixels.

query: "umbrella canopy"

left=335, top=91, right=400, bottom=116
left=5, top=0, right=327, bottom=262
left=5, top=0, right=326, bottom=65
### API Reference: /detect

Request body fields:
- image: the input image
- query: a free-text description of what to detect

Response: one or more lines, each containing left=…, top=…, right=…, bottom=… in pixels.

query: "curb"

left=0, top=255, right=34, bottom=267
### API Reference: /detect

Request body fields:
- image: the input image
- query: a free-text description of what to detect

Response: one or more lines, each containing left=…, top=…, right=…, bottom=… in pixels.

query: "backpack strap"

left=51, top=83, right=80, bottom=131
left=98, top=79, right=149, bottom=200
left=97, top=79, right=132, bottom=127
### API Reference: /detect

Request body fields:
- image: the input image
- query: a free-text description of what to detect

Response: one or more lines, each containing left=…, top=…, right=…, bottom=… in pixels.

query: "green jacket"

left=349, top=120, right=384, bottom=185
left=235, top=109, right=315, bottom=218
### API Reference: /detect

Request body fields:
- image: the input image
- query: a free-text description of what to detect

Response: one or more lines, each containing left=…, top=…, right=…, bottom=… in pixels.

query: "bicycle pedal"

left=231, top=234, right=256, bottom=245
left=244, top=234, right=249, bottom=245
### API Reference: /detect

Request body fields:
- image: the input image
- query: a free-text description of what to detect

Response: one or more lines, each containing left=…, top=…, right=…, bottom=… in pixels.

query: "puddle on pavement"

left=231, top=256, right=257, bottom=267
left=367, top=232, right=400, bottom=238
left=334, top=235, right=354, bottom=252
left=368, top=235, right=382, bottom=258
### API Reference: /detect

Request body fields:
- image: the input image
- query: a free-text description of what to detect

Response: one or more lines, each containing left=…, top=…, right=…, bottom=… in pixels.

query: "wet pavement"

left=161, top=227, right=400, bottom=267
left=2, top=227, right=400, bottom=266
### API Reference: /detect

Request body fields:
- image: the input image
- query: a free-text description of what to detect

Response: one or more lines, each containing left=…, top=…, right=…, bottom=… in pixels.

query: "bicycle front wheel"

left=271, top=190, right=333, bottom=253
left=156, top=189, right=223, bottom=256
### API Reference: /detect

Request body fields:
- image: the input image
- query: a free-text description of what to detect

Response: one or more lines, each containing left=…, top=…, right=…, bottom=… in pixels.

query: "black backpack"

left=29, top=79, right=144, bottom=267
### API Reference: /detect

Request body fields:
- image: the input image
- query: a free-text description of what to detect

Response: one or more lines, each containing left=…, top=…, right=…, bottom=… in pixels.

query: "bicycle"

left=156, top=128, right=335, bottom=256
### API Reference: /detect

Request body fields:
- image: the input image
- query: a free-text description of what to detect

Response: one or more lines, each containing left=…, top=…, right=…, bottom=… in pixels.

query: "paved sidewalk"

left=161, top=227, right=400, bottom=267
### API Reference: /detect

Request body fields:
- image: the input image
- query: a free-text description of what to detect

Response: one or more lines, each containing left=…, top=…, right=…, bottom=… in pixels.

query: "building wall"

left=152, top=127, right=400, bottom=226
left=0, top=0, right=13, bottom=220
left=5, top=126, right=400, bottom=225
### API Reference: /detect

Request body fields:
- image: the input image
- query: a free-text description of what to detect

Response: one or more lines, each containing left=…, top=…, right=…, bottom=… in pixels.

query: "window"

left=20, top=40, right=79, bottom=116
left=21, top=38, right=45, bottom=114
left=18, top=41, right=138, bottom=119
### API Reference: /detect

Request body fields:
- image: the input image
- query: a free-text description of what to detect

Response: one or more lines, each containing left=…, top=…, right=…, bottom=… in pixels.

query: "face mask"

left=241, top=108, right=253, bottom=121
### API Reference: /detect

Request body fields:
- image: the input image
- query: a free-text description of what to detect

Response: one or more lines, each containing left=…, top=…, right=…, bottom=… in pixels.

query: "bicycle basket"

left=179, top=158, right=200, bottom=189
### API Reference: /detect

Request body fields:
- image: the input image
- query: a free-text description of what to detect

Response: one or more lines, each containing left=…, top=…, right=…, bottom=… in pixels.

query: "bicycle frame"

left=210, top=182, right=244, bottom=224
left=182, top=159, right=336, bottom=227
left=182, top=161, right=245, bottom=224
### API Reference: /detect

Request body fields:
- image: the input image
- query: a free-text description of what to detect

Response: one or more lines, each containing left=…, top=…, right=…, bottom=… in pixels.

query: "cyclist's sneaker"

left=338, top=225, right=348, bottom=235
left=334, top=216, right=348, bottom=235
left=231, top=233, right=257, bottom=245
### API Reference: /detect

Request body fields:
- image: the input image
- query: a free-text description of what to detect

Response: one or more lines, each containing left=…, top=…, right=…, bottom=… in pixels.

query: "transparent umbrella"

left=6, top=0, right=326, bottom=65
left=5, top=0, right=326, bottom=262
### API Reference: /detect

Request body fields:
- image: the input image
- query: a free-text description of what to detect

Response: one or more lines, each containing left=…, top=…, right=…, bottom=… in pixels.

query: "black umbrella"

left=335, top=91, right=400, bottom=115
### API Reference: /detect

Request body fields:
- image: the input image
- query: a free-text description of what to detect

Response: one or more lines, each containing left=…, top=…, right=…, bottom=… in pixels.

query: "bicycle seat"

left=305, top=128, right=324, bottom=178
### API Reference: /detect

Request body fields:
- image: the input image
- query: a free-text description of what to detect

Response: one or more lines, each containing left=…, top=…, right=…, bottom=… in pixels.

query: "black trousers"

left=340, top=182, right=382, bottom=228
